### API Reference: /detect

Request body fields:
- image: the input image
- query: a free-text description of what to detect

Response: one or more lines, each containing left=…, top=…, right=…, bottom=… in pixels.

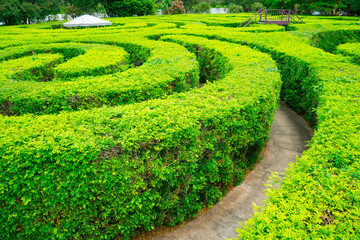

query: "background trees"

left=1, top=0, right=359, bottom=26
left=0, top=0, right=60, bottom=25
left=101, top=0, right=156, bottom=17
left=264, top=0, right=354, bottom=15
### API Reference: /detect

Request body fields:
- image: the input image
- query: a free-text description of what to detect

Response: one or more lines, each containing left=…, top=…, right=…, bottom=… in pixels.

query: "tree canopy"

left=0, top=0, right=156, bottom=25
left=0, top=0, right=60, bottom=25
left=102, top=0, right=156, bottom=17
left=1, top=0, right=359, bottom=26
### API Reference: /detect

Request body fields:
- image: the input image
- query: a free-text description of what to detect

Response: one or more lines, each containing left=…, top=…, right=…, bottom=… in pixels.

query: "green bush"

left=336, top=42, right=360, bottom=64
left=53, top=46, right=128, bottom=80
left=251, top=2, right=264, bottom=12
left=311, top=28, right=360, bottom=53
left=228, top=4, right=244, bottom=13
left=0, top=53, right=64, bottom=83
left=192, top=2, right=211, bottom=14
left=164, top=0, right=186, bottom=14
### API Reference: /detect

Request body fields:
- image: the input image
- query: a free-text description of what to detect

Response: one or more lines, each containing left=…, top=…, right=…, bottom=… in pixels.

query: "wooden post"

left=265, top=9, right=267, bottom=23
left=288, top=10, right=290, bottom=23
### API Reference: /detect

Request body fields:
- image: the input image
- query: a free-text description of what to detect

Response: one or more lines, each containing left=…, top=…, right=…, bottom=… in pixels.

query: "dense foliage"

left=228, top=4, right=244, bottom=13
left=102, top=0, right=156, bottom=17
left=164, top=0, right=186, bottom=14
left=192, top=1, right=211, bottom=13
left=0, top=13, right=359, bottom=240
left=264, top=0, right=355, bottom=14
left=336, top=42, right=360, bottom=64
left=0, top=0, right=60, bottom=25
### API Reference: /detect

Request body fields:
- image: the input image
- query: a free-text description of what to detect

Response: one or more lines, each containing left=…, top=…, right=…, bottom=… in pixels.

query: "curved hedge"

left=178, top=21, right=360, bottom=240
left=310, top=27, right=360, bottom=53
left=0, top=43, right=128, bottom=83
left=1, top=14, right=359, bottom=240
left=135, top=19, right=360, bottom=239
left=0, top=40, right=199, bottom=116
left=0, top=53, right=64, bottom=83
left=0, top=34, right=281, bottom=239
left=336, top=42, right=360, bottom=64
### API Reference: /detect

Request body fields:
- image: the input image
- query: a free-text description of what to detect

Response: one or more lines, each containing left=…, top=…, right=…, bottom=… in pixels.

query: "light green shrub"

left=0, top=53, right=64, bottom=83
left=192, top=2, right=211, bottom=14
left=228, top=4, right=244, bottom=14
left=336, top=42, right=360, bottom=64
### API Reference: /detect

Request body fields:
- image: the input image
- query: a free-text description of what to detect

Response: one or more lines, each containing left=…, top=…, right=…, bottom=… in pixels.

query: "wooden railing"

left=240, top=9, right=304, bottom=27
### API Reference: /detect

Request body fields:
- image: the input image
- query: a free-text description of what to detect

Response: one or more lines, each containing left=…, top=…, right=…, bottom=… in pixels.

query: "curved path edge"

left=138, top=102, right=313, bottom=240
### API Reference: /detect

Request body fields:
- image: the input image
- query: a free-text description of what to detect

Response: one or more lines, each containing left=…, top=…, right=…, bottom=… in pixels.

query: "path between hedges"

left=138, top=102, right=313, bottom=240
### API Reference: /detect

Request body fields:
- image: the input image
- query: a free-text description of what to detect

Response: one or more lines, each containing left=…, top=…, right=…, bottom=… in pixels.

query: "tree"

left=349, top=0, right=360, bottom=13
left=0, top=0, right=60, bottom=25
left=158, top=0, right=172, bottom=11
left=233, top=0, right=265, bottom=12
left=164, top=0, right=186, bottom=14
left=264, top=0, right=294, bottom=9
left=192, top=1, right=211, bottom=13
left=228, top=4, right=244, bottom=13
left=182, top=0, right=200, bottom=13
left=264, top=0, right=349, bottom=14
left=251, top=2, right=264, bottom=12
left=101, top=0, right=156, bottom=17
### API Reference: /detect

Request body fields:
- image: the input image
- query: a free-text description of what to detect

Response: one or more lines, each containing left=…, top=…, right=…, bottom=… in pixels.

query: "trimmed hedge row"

left=0, top=35, right=281, bottom=239
left=310, top=27, right=360, bottom=53
left=155, top=27, right=356, bottom=125
left=179, top=23, right=360, bottom=240
left=53, top=46, right=128, bottom=80
left=0, top=43, right=128, bottom=83
left=336, top=42, right=360, bottom=64
left=0, top=39, right=199, bottom=116
left=138, top=21, right=360, bottom=239
left=0, top=53, right=64, bottom=83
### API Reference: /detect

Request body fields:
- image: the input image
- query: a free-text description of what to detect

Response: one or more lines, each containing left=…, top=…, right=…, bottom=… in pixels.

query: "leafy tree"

left=158, top=0, right=172, bottom=11
left=62, top=0, right=101, bottom=17
left=233, top=0, right=264, bottom=12
left=349, top=0, right=360, bottom=13
left=264, top=0, right=349, bottom=14
left=251, top=2, right=264, bottom=11
left=101, top=0, right=156, bottom=17
left=264, top=0, right=294, bottom=9
left=192, top=1, right=211, bottom=13
left=228, top=4, right=244, bottom=13
left=182, top=0, right=200, bottom=13
left=0, top=0, right=60, bottom=25
left=164, top=0, right=186, bottom=14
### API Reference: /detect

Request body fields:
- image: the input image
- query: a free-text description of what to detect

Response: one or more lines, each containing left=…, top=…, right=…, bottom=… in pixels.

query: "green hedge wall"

left=311, top=28, right=360, bottom=53
left=336, top=42, right=360, bottom=64
left=0, top=39, right=199, bottom=116
left=180, top=23, right=360, bottom=240
left=140, top=21, right=360, bottom=239
left=2, top=14, right=359, bottom=240
left=0, top=35, right=281, bottom=239
left=0, top=53, right=64, bottom=83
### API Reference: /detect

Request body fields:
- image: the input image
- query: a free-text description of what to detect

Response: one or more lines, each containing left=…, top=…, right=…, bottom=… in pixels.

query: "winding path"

left=143, top=102, right=313, bottom=240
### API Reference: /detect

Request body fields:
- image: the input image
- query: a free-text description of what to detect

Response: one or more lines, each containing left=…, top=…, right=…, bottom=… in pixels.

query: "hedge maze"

left=0, top=14, right=359, bottom=239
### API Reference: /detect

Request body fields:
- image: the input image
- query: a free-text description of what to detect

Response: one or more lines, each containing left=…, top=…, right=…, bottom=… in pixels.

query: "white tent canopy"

left=63, top=15, right=112, bottom=28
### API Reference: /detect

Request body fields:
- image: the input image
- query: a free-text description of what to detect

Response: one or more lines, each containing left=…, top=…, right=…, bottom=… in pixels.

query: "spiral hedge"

left=0, top=15, right=359, bottom=239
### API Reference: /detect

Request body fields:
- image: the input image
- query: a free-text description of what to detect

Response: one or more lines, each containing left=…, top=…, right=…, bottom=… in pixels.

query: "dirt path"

left=144, top=102, right=313, bottom=240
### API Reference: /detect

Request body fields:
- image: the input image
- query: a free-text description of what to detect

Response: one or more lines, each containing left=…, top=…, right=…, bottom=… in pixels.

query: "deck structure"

left=240, top=9, right=304, bottom=27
